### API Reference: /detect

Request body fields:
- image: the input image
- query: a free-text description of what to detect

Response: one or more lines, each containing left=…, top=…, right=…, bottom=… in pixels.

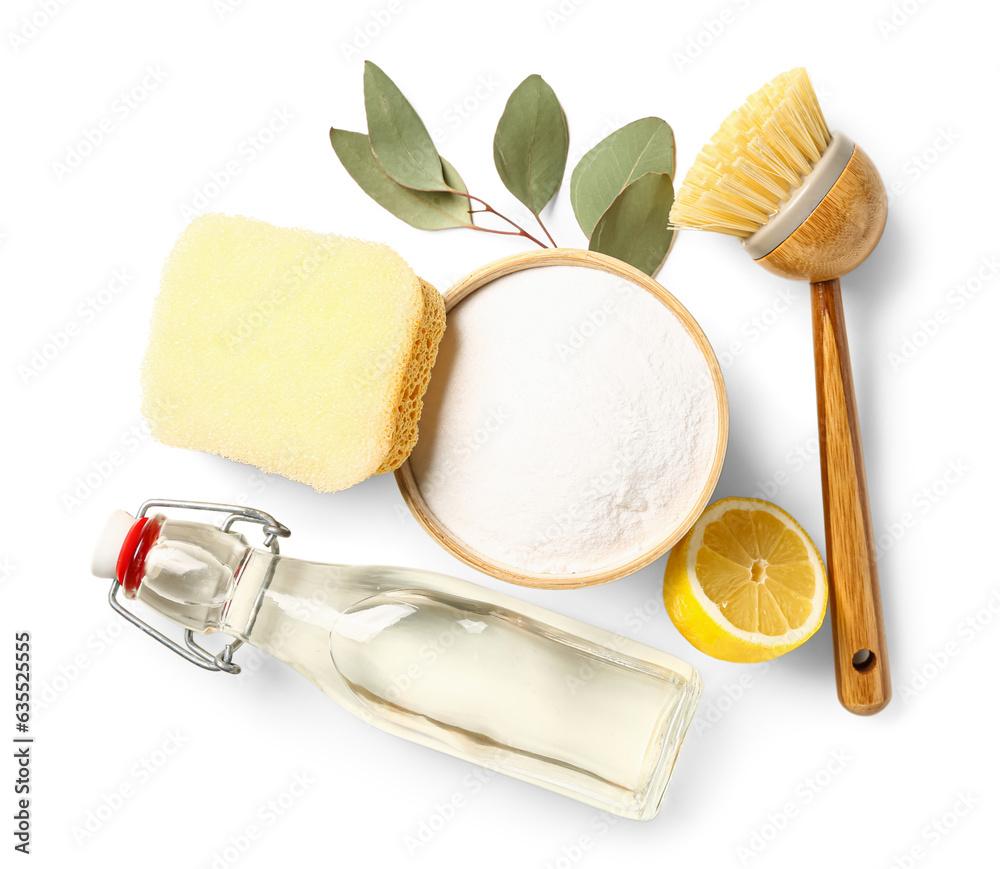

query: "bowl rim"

left=395, top=248, right=730, bottom=589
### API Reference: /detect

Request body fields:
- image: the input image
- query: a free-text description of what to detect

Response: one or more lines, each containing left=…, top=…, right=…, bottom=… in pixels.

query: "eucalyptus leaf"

left=364, top=61, right=447, bottom=192
left=571, top=118, right=675, bottom=238
left=588, top=172, right=674, bottom=276
left=493, top=74, right=569, bottom=215
left=330, top=129, right=471, bottom=230
left=441, top=155, right=473, bottom=224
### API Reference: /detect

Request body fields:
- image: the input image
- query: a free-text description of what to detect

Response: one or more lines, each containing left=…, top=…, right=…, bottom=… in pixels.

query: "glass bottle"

left=92, top=502, right=701, bottom=820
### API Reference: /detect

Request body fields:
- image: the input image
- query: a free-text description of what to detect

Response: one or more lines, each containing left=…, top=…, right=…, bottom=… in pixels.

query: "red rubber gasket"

left=115, top=517, right=148, bottom=585
left=120, top=515, right=164, bottom=599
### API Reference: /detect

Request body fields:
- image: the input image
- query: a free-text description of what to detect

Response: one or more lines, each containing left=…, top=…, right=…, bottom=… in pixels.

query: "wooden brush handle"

left=811, top=279, right=890, bottom=715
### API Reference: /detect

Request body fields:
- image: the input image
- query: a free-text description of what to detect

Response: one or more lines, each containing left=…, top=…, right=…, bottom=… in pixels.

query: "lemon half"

left=663, top=497, right=828, bottom=662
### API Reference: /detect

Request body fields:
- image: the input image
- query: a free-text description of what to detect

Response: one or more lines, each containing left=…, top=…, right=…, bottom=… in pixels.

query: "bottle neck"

left=131, top=519, right=254, bottom=633
left=123, top=518, right=369, bottom=645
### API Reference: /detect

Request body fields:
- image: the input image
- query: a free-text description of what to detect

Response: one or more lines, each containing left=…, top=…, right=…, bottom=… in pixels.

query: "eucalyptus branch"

left=465, top=225, right=540, bottom=240
left=453, top=191, right=548, bottom=249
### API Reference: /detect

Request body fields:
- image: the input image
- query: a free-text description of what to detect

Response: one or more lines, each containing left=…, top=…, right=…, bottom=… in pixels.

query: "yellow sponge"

left=143, top=214, right=445, bottom=492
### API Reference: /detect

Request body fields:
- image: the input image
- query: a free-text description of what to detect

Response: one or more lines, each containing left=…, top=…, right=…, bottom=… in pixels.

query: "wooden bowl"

left=395, top=248, right=729, bottom=589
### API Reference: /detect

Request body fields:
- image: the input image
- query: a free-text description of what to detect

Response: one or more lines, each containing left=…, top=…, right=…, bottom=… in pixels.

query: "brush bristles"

left=670, top=69, right=831, bottom=237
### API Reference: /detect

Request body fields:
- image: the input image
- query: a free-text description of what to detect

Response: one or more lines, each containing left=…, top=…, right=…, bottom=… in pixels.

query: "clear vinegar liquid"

left=226, top=552, right=701, bottom=819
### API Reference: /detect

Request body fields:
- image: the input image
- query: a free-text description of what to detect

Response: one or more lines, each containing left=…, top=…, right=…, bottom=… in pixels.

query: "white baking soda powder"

left=409, top=264, right=722, bottom=578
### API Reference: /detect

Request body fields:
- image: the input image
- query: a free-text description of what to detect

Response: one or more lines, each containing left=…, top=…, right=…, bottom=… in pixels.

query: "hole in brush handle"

left=851, top=648, right=877, bottom=673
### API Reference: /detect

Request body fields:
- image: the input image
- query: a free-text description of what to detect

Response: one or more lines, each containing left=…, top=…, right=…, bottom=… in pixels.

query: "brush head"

left=670, top=69, right=887, bottom=281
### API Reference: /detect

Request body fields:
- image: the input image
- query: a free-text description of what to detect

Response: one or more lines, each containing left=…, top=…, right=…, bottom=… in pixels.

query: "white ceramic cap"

left=91, top=510, right=136, bottom=578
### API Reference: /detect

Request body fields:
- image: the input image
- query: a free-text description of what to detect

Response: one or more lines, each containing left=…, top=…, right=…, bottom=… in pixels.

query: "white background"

left=2, top=0, right=997, bottom=866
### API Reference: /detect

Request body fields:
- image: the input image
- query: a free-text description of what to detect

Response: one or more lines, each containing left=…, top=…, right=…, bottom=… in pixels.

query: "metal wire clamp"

left=107, top=499, right=290, bottom=675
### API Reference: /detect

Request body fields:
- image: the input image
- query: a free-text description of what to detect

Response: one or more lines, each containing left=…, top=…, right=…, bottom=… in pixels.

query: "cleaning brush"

left=671, top=69, right=890, bottom=715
